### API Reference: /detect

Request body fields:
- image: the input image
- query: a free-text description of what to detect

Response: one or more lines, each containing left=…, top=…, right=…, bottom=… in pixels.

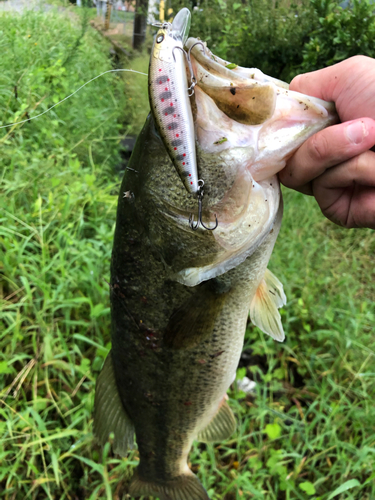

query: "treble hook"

left=172, top=45, right=196, bottom=96
left=189, top=180, right=218, bottom=231
left=187, top=41, right=206, bottom=95
left=187, top=40, right=206, bottom=60
left=172, top=42, right=206, bottom=96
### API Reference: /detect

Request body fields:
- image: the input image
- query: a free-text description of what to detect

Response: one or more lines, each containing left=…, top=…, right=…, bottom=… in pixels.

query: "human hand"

left=279, top=56, right=375, bottom=229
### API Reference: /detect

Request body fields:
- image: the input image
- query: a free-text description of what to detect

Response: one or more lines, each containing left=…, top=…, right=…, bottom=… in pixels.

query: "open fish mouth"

left=173, top=37, right=337, bottom=225
left=154, top=38, right=337, bottom=286
left=185, top=37, right=336, bottom=180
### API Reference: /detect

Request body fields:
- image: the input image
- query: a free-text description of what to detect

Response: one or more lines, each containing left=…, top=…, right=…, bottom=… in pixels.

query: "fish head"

left=186, top=37, right=338, bottom=184
left=133, top=36, right=338, bottom=286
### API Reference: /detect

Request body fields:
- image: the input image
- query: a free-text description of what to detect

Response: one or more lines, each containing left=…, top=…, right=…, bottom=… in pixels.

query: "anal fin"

left=250, top=268, right=286, bottom=342
left=93, top=351, right=134, bottom=456
left=197, top=399, right=236, bottom=443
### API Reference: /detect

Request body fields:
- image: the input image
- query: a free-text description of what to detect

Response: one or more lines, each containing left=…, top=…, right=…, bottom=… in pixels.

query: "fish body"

left=94, top=26, right=338, bottom=500
left=149, top=8, right=199, bottom=194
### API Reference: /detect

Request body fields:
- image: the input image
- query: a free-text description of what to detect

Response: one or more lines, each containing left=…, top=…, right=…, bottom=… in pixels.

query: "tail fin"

left=129, top=470, right=210, bottom=500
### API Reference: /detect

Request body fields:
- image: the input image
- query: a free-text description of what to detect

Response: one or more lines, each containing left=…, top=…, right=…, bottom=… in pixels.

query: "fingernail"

left=346, top=120, right=367, bottom=144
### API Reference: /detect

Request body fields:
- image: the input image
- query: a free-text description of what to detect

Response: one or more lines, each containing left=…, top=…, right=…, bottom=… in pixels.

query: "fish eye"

left=156, top=34, right=164, bottom=44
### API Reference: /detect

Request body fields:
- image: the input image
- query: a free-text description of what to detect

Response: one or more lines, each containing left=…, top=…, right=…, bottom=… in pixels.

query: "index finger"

left=290, top=56, right=375, bottom=121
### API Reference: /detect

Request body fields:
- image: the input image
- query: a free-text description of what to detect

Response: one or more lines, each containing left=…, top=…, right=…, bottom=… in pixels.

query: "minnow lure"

left=149, top=8, right=199, bottom=195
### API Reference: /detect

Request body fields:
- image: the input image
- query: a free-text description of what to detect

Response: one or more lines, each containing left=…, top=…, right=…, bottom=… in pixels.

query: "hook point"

left=189, top=180, right=218, bottom=231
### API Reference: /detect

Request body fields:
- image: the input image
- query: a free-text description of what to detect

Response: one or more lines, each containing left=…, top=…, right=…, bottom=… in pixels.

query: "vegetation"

left=170, top=0, right=375, bottom=81
left=1, top=2, right=375, bottom=500
left=0, top=7, right=148, bottom=499
left=299, top=0, right=375, bottom=73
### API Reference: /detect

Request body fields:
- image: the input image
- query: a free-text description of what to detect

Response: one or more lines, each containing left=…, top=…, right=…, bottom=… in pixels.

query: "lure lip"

left=171, top=7, right=191, bottom=45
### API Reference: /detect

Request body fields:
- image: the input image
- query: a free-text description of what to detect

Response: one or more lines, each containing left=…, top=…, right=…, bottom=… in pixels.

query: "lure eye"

left=156, top=34, right=164, bottom=44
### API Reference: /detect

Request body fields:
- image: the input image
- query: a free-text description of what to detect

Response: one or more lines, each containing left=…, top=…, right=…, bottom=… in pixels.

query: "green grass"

left=117, top=52, right=150, bottom=135
left=1, top=6, right=375, bottom=500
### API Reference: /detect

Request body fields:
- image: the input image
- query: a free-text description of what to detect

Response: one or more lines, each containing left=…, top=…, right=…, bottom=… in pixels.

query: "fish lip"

left=185, top=37, right=276, bottom=88
left=185, top=37, right=336, bottom=116
left=185, top=39, right=249, bottom=91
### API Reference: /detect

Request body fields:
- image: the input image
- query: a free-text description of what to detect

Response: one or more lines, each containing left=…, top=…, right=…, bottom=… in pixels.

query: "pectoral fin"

left=93, top=352, right=134, bottom=456
left=250, top=269, right=286, bottom=342
left=197, top=399, right=236, bottom=443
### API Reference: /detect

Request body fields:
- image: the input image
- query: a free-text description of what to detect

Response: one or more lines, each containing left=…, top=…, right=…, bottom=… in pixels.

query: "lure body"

left=149, top=10, right=199, bottom=194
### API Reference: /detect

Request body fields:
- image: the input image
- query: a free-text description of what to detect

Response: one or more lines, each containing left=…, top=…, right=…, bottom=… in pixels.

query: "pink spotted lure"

left=149, top=9, right=199, bottom=195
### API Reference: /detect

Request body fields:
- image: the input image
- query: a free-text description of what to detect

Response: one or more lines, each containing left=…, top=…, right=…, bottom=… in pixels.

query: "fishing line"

left=0, top=69, right=148, bottom=130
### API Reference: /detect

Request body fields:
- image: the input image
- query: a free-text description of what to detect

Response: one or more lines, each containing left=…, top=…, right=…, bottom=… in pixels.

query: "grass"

left=1, top=6, right=375, bottom=500
left=117, top=53, right=150, bottom=135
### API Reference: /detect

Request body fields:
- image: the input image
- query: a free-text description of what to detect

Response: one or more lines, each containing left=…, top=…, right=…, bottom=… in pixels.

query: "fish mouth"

left=161, top=39, right=337, bottom=285
left=185, top=36, right=336, bottom=177
left=179, top=37, right=337, bottom=218
left=186, top=39, right=279, bottom=127
left=186, top=36, right=335, bottom=124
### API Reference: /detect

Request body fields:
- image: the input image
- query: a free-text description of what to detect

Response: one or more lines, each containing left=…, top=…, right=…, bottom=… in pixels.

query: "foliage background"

left=170, top=0, right=375, bottom=81
left=1, top=1, right=375, bottom=499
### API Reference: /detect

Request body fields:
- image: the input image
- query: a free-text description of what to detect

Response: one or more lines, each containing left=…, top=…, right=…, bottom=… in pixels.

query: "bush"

left=170, top=0, right=375, bottom=81
left=0, top=8, right=127, bottom=173
left=171, top=0, right=315, bottom=81
left=300, top=0, right=375, bottom=74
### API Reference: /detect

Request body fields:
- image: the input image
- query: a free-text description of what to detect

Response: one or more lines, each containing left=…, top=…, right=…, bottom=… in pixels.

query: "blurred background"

left=1, top=0, right=375, bottom=499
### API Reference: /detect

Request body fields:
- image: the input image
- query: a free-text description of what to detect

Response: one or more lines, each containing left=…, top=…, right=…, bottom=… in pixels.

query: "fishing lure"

left=149, top=8, right=199, bottom=195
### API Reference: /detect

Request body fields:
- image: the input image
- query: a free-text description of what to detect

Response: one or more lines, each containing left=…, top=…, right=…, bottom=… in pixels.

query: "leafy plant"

left=0, top=8, right=144, bottom=498
left=171, top=0, right=375, bottom=81
left=300, top=0, right=375, bottom=73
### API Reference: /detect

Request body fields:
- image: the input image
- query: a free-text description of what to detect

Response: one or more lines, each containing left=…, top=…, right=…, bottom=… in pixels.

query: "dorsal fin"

left=250, top=269, right=286, bottom=342
left=93, top=352, right=134, bottom=456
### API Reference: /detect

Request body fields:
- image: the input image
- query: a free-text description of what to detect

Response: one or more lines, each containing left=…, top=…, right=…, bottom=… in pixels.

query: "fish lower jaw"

left=174, top=177, right=280, bottom=286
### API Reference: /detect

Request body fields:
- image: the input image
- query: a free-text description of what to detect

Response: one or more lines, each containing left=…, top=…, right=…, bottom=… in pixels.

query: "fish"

left=93, top=18, right=338, bottom=500
left=149, top=8, right=199, bottom=194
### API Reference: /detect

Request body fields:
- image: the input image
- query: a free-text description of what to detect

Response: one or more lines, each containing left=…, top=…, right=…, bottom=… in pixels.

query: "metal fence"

left=95, top=0, right=135, bottom=35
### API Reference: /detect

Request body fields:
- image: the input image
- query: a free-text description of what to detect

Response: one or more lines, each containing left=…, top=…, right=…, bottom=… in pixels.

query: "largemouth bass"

left=94, top=22, right=337, bottom=500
